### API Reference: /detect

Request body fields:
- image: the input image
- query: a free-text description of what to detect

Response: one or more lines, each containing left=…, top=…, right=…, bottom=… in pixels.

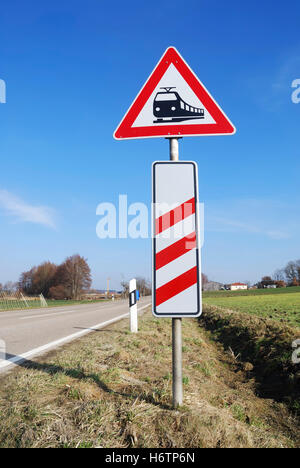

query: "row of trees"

left=258, top=259, right=300, bottom=288
left=274, top=259, right=300, bottom=286
left=201, top=274, right=208, bottom=286
left=18, top=255, right=92, bottom=300
left=121, top=277, right=151, bottom=297
left=0, top=282, right=18, bottom=293
left=256, top=276, right=286, bottom=289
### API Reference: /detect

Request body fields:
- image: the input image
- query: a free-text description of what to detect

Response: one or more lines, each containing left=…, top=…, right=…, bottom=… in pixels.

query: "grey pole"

left=169, top=137, right=183, bottom=407
left=169, top=137, right=179, bottom=162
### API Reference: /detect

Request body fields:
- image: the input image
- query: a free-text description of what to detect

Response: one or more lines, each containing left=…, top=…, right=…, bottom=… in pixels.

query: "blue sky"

left=0, top=0, right=300, bottom=289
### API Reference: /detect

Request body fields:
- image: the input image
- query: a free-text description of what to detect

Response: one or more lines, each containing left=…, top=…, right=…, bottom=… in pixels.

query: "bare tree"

left=284, top=261, right=298, bottom=285
left=19, top=255, right=92, bottom=300
left=136, top=277, right=151, bottom=296
left=19, top=263, right=57, bottom=297
left=282, top=260, right=300, bottom=285
left=48, top=284, right=68, bottom=300
left=273, top=269, right=285, bottom=282
left=291, top=277, right=299, bottom=287
left=52, top=255, right=92, bottom=300
left=120, top=281, right=129, bottom=298
left=121, top=277, right=151, bottom=298
left=19, top=268, right=36, bottom=294
left=296, top=260, right=300, bottom=283
left=32, top=262, right=57, bottom=296
left=243, top=280, right=251, bottom=288
left=201, top=273, right=208, bottom=286
left=3, top=281, right=18, bottom=293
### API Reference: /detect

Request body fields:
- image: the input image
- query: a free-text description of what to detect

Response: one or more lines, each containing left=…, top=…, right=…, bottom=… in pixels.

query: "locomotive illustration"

left=153, top=87, right=205, bottom=123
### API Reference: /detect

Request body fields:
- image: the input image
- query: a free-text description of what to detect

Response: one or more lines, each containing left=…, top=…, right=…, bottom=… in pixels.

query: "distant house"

left=266, top=284, right=277, bottom=289
left=203, top=281, right=224, bottom=292
left=230, top=282, right=248, bottom=291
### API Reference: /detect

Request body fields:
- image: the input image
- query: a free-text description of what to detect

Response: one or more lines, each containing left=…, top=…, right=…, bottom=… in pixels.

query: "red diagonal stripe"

left=155, top=198, right=195, bottom=235
left=156, top=232, right=196, bottom=270
left=156, top=266, right=198, bottom=307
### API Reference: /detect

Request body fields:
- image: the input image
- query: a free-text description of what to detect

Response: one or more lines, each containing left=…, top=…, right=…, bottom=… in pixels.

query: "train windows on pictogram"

left=153, top=87, right=205, bottom=124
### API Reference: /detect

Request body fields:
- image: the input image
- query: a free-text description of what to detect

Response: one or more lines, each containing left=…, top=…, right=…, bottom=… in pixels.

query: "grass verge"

left=0, top=309, right=299, bottom=448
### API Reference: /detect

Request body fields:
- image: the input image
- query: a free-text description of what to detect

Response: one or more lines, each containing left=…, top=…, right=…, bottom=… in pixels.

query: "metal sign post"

left=169, top=138, right=183, bottom=407
left=152, top=149, right=202, bottom=408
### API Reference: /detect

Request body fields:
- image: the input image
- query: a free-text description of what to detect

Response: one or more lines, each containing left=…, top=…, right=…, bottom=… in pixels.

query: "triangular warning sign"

left=114, top=47, right=236, bottom=140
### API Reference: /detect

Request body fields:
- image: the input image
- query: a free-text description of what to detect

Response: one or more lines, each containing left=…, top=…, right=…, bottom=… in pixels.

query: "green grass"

left=203, top=290, right=300, bottom=328
left=0, top=299, right=110, bottom=312
left=203, top=286, right=300, bottom=298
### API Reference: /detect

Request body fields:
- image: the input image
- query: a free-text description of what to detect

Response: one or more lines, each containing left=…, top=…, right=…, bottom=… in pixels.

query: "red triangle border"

left=114, top=47, right=236, bottom=140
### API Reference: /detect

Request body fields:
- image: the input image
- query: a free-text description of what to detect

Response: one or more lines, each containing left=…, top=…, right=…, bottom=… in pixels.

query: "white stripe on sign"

left=156, top=283, right=198, bottom=314
left=156, top=249, right=197, bottom=289
left=156, top=217, right=196, bottom=252
left=152, top=161, right=202, bottom=318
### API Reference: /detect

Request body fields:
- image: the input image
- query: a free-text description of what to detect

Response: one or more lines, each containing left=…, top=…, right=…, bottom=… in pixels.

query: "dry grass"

left=0, top=309, right=299, bottom=448
left=201, top=304, right=300, bottom=414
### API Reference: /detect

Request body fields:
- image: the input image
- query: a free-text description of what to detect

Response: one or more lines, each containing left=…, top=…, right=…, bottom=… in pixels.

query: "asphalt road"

left=0, top=297, right=151, bottom=373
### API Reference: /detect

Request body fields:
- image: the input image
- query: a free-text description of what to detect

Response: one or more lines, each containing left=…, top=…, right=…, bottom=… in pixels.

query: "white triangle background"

left=132, top=64, right=216, bottom=128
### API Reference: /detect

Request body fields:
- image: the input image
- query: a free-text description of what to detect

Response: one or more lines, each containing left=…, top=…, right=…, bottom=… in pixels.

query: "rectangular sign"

left=152, top=161, right=202, bottom=317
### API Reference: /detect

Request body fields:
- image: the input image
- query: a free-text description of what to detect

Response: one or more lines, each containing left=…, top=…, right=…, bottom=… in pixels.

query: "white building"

left=230, top=282, right=248, bottom=291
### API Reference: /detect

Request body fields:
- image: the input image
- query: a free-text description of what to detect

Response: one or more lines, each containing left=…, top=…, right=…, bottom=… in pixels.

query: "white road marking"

left=0, top=303, right=151, bottom=371
left=19, top=303, right=129, bottom=320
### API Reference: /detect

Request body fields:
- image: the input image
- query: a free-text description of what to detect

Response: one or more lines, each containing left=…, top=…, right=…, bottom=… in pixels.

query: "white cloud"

left=246, top=51, right=300, bottom=112
left=209, top=217, right=290, bottom=240
left=0, top=189, right=56, bottom=229
left=272, top=54, right=300, bottom=92
left=206, top=198, right=295, bottom=240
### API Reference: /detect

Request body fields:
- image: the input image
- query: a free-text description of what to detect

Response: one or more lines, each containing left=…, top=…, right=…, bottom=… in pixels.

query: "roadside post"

left=129, top=278, right=138, bottom=333
left=170, top=138, right=182, bottom=407
left=114, top=47, right=235, bottom=407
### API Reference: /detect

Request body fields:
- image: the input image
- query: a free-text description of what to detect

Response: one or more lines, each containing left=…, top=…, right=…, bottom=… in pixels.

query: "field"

left=203, top=286, right=300, bottom=297
left=0, top=309, right=299, bottom=448
left=203, top=287, right=300, bottom=328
